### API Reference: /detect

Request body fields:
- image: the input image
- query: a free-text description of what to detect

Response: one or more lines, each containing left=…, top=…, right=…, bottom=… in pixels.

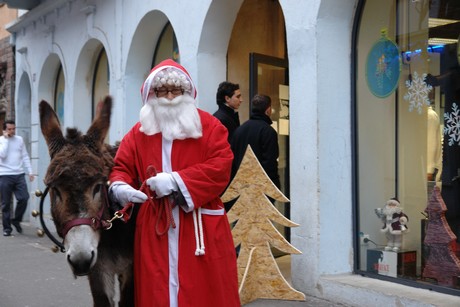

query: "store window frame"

left=352, top=0, right=460, bottom=297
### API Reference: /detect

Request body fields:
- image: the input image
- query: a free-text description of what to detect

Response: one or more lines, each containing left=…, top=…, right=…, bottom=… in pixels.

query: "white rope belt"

left=192, top=207, right=225, bottom=256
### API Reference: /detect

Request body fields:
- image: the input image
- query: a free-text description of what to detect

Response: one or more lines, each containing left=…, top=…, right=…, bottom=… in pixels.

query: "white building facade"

left=4, top=0, right=460, bottom=305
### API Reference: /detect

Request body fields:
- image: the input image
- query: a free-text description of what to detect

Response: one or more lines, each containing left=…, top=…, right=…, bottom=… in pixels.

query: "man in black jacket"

left=230, top=94, right=280, bottom=207
left=213, top=82, right=243, bottom=142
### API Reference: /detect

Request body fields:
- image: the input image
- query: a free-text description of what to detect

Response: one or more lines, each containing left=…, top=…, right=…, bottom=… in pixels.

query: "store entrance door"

left=249, top=53, right=290, bottom=243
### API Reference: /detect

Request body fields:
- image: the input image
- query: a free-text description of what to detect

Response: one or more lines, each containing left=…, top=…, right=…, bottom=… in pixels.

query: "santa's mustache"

left=383, top=206, right=402, bottom=215
left=139, top=94, right=202, bottom=140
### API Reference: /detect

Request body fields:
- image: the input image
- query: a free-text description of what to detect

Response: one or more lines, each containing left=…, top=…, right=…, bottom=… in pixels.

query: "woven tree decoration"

left=221, top=145, right=305, bottom=305
left=422, top=186, right=460, bottom=286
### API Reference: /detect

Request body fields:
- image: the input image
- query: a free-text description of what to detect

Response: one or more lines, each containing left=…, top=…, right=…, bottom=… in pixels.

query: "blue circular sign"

left=366, top=35, right=402, bottom=98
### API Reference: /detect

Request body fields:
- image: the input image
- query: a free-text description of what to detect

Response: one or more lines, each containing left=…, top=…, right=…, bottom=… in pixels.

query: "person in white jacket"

left=0, top=120, right=34, bottom=236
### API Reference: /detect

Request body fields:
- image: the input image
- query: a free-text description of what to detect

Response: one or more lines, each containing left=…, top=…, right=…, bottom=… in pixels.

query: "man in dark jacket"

left=230, top=94, right=280, bottom=203
left=213, top=82, right=243, bottom=142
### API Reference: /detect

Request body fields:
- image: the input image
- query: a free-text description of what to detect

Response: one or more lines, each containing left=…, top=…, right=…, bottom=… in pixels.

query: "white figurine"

left=375, top=198, right=409, bottom=252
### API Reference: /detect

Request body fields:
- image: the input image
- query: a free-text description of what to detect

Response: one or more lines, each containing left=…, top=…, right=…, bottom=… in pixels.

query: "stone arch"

left=36, top=53, right=63, bottom=204
left=15, top=72, right=31, bottom=148
left=38, top=54, right=63, bottom=111
left=123, top=10, right=170, bottom=134
left=197, top=0, right=244, bottom=112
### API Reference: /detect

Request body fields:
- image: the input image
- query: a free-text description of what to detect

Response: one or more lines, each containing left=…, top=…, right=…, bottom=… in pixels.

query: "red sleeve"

left=109, top=126, right=141, bottom=188
left=174, top=111, right=233, bottom=207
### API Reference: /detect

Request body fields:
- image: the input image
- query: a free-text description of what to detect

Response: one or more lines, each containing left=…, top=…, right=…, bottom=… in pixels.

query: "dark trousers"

left=0, top=174, right=29, bottom=232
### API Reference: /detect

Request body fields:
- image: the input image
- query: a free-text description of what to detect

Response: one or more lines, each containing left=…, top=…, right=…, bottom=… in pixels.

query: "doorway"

left=249, top=52, right=290, bottom=243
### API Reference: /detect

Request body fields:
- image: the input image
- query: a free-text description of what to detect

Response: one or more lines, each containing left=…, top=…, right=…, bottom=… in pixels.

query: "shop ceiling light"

left=428, top=38, right=458, bottom=45
left=428, top=18, right=459, bottom=28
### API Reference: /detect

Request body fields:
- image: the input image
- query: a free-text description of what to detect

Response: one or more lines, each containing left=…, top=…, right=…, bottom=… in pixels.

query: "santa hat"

left=386, top=197, right=400, bottom=207
left=140, top=59, right=197, bottom=104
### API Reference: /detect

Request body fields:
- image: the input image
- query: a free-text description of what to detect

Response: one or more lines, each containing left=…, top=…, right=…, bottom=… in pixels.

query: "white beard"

left=383, top=205, right=402, bottom=216
left=139, top=94, right=202, bottom=140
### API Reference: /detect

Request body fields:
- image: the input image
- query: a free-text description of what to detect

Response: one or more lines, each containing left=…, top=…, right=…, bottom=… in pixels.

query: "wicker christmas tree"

left=221, top=145, right=305, bottom=305
left=422, top=186, right=460, bottom=286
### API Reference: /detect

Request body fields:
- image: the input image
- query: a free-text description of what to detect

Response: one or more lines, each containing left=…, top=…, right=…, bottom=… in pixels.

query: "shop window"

left=152, top=22, right=179, bottom=67
left=92, top=49, right=109, bottom=120
left=54, top=65, right=65, bottom=124
left=354, top=0, right=460, bottom=294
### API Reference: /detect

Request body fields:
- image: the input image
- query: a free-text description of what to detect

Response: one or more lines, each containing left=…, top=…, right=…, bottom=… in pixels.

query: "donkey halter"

left=36, top=183, right=114, bottom=253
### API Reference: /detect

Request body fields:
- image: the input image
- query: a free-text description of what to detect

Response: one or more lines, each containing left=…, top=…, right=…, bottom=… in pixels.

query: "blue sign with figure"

left=366, top=31, right=402, bottom=98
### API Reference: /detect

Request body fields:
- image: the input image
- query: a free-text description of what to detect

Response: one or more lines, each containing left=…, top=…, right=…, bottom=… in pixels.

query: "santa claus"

left=375, top=198, right=409, bottom=252
left=109, top=59, right=240, bottom=306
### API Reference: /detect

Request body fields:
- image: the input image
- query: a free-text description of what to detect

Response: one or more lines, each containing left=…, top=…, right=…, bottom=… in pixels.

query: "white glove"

left=146, top=172, right=178, bottom=198
left=110, top=181, right=148, bottom=205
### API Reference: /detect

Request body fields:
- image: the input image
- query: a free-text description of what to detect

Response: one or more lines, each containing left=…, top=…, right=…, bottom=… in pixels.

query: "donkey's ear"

left=39, top=100, right=65, bottom=158
left=86, top=96, right=112, bottom=146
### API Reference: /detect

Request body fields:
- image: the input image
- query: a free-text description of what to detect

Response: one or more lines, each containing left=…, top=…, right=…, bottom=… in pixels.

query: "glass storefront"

left=355, top=0, right=460, bottom=294
left=54, top=65, right=65, bottom=125
left=93, top=49, right=109, bottom=119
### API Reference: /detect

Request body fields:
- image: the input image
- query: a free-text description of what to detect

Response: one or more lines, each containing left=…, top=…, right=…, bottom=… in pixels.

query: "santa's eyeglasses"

left=154, top=88, right=184, bottom=97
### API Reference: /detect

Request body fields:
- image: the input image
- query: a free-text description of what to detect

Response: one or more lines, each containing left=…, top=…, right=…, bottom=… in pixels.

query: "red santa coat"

left=110, top=110, right=240, bottom=307
left=380, top=211, right=409, bottom=235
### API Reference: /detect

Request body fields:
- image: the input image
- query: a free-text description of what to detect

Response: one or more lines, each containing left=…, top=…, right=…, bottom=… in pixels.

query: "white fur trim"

left=386, top=199, right=400, bottom=207
left=141, top=65, right=196, bottom=104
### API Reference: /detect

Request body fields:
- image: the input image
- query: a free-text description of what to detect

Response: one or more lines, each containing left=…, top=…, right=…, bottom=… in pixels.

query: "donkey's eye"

left=52, top=188, right=62, bottom=200
left=92, top=184, right=101, bottom=198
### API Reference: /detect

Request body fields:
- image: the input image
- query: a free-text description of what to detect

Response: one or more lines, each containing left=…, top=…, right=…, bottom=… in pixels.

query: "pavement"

left=245, top=297, right=343, bottom=306
left=0, top=222, right=93, bottom=307
left=0, top=222, right=343, bottom=307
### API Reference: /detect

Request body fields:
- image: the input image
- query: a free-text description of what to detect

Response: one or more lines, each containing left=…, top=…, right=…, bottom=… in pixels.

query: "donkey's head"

left=39, top=96, right=113, bottom=276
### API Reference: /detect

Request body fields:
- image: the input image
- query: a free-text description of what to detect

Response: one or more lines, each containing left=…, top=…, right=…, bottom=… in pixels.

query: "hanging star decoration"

left=403, top=71, right=432, bottom=114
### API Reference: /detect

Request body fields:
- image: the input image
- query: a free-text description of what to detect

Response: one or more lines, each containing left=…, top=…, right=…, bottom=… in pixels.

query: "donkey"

left=39, top=96, right=134, bottom=307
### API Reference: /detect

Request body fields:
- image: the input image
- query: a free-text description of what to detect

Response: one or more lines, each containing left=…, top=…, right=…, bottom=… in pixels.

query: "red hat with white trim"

left=140, top=59, right=197, bottom=104
left=386, top=197, right=400, bottom=207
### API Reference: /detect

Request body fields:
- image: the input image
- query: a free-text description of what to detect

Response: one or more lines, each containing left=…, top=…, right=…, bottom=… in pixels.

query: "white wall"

left=8, top=0, right=357, bottom=297
left=317, top=0, right=355, bottom=276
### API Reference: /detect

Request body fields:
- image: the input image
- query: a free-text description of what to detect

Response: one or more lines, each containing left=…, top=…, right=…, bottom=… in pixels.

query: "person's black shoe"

left=3, top=230, right=11, bottom=236
left=12, top=221, right=22, bottom=234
